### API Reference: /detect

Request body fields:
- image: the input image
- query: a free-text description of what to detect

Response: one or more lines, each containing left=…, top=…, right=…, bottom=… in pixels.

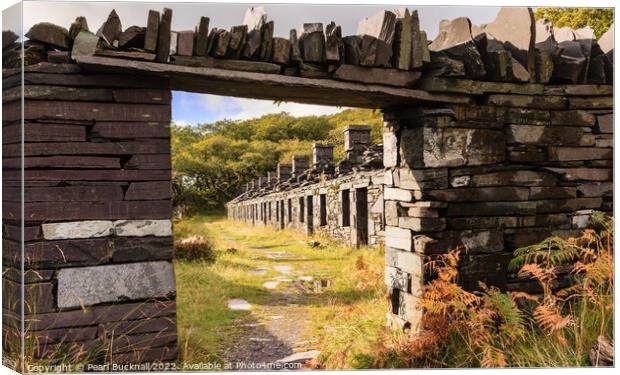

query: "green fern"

left=509, top=237, right=579, bottom=272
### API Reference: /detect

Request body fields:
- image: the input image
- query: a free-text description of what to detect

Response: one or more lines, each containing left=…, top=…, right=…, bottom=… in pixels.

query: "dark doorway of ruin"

left=306, top=195, right=314, bottom=235
left=355, top=188, right=369, bottom=246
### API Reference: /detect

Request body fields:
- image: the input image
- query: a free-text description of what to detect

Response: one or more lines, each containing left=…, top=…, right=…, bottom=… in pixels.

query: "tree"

left=534, top=8, right=614, bottom=38
left=171, top=109, right=383, bottom=214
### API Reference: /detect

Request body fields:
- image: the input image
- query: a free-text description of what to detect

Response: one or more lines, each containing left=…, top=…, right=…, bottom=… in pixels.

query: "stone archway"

left=2, top=4, right=613, bottom=368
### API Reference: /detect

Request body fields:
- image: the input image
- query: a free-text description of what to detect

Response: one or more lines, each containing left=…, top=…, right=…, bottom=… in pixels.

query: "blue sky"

left=14, top=1, right=502, bottom=125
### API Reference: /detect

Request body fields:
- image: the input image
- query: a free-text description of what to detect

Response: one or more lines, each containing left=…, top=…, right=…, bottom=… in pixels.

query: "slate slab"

left=57, top=261, right=175, bottom=308
left=26, top=22, right=69, bottom=49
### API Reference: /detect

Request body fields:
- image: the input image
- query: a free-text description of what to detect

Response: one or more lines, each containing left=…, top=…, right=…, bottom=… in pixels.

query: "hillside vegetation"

left=172, top=109, right=382, bottom=213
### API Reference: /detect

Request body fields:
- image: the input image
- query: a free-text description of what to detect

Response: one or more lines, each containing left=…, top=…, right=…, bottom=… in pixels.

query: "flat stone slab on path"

left=273, top=265, right=294, bottom=275
left=276, top=350, right=321, bottom=364
left=248, top=268, right=268, bottom=275
left=263, top=281, right=280, bottom=289
left=228, top=298, right=252, bottom=311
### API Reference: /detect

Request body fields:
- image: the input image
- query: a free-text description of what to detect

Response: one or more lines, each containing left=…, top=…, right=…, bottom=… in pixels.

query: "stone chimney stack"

left=344, top=125, right=372, bottom=164
left=267, top=171, right=278, bottom=183
left=277, top=163, right=292, bottom=180
left=312, top=143, right=334, bottom=166
left=292, top=155, right=309, bottom=177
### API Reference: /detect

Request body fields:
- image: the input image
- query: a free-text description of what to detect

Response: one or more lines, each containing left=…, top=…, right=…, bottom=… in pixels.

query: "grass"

left=173, top=213, right=386, bottom=368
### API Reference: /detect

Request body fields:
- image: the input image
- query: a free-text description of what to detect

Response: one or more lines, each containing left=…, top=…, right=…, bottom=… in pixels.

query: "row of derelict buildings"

left=227, top=125, right=386, bottom=248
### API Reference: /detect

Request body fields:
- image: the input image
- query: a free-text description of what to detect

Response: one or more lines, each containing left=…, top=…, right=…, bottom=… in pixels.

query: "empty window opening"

left=299, top=197, right=305, bottom=223
left=280, top=200, right=285, bottom=229
left=268, top=202, right=272, bottom=220
left=276, top=201, right=280, bottom=221
left=391, top=288, right=401, bottom=315
left=306, top=195, right=313, bottom=234
left=319, top=194, right=327, bottom=227
left=341, top=189, right=350, bottom=227
left=288, top=198, right=292, bottom=223
left=355, top=187, right=368, bottom=246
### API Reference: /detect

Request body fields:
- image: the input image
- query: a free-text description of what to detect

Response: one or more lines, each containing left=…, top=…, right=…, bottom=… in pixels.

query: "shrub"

left=174, top=235, right=217, bottom=262
left=370, top=213, right=614, bottom=368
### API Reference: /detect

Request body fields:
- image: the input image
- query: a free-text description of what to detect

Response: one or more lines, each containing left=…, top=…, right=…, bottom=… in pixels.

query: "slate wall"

left=381, top=87, right=613, bottom=331
left=2, top=63, right=177, bottom=364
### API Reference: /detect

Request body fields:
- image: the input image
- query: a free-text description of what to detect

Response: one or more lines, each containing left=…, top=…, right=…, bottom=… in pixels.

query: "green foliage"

left=534, top=8, right=614, bottom=38
left=171, top=109, right=382, bottom=212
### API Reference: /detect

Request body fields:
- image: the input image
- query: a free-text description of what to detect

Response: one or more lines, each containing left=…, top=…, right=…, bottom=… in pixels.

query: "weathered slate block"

left=342, top=35, right=362, bottom=65
left=549, top=110, right=596, bottom=127
left=99, top=316, right=176, bottom=336
left=393, top=9, right=412, bottom=70
left=398, top=217, right=446, bottom=232
left=118, top=26, right=145, bottom=49
left=2, top=238, right=107, bottom=268
left=414, top=229, right=504, bottom=254
left=19, top=169, right=171, bottom=182
left=144, top=10, right=160, bottom=52
left=384, top=187, right=413, bottom=202
left=325, top=22, right=343, bottom=64
left=505, top=124, right=594, bottom=146
left=176, top=30, right=194, bottom=56
left=487, top=94, right=566, bottom=109
left=429, top=17, right=486, bottom=79
left=26, top=301, right=176, bottom=330
left=125, top=181, right=171, bottom=200
left=568, top=96, right=613, bottom=110
left=18, top=200, right=172, bottom=221
left=96, top=9, right=122, bottom=46
left=42, top=220, right=114, bottom=240
left=16, top=156, right=120, bottom=169
left=426, top=187, right=530, bottom=202
left=21, top=185, right=124, bottom=202
left=4, top=123, right=86, bottom=143
left=25, top=22, right=69, bottom=49
left=469, top=170, right=558, bottom=187
left=299, top=23, right=325, bottom=63
left=596, top=114, right=613, bottom=134
left=4, top=140, right=169, bottom=157
left=124, top=154, right=171, bottom=170
left=210, top=29, right=231, bottom=57
left=385, top=226, right=412, bottom=251
left=258, top=21, right=274, bottom=62
left=548, top=146, right=612, bottom=161
left=289, top=29, right=303, bottom=65
left=57, top=261, right=175, bottom=308
left=172, top=55, right=281, bottom=74
left=47, top=51, right=72, bottom=64
left=91, top=121, right=170, bottom=139
left=241, top=29, right=262, bottom=59
left=70, top=31, right=100, bottom=60
left=21, top=72, right=169, bottom=89
left=227, top=25, right=248, bottom=59
left=22, top=101, right=171, bottom=122
left=271, top=37, right=290, bottom=65
left=3, top=280, right=55, bottom=314
left=113, top=219, right=172, bottom=237
left=398, top=168, right=449, bottom=190
left=333, top=64, right=421, bottom=87
left=401, top=127, right=505, bottom=168
left=156, top=8, right=173, bottom=63
left=483, top=7, right=536, bottom=76
left=112, top=88, right=172, bottom=104
left=194, top=16, right=210, bottom=56
left=544, top=167, right=611, bottom=181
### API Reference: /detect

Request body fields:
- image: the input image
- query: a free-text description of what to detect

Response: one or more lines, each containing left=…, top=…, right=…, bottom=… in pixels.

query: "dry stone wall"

left=2, top=63, right=177, bottom=364
left=380, top=86, right=613, bottom=331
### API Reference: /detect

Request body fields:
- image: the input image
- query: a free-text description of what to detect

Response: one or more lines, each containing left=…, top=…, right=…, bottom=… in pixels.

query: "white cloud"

left=205, top=96, right=347, bottom=121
